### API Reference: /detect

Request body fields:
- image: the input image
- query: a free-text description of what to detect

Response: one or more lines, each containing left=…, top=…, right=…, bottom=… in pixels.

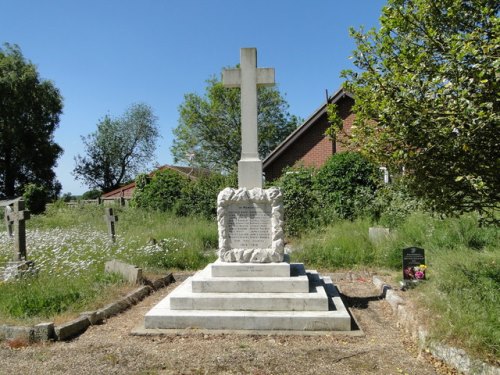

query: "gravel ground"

left=0, top=272, right=457, bottom=375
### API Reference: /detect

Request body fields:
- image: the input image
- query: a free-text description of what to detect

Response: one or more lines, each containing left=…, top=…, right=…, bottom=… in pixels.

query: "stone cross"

left=222, top=48, right=275, bottom=189
left=104, top=207, right=118, bottom=242
left=4, top=205, right=13, bottom=237
left=5, top=199, right=30, bottom=261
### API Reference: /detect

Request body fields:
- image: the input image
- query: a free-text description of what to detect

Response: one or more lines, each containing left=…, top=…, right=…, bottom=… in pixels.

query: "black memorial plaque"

left=402, top=247, right=426, bottom=280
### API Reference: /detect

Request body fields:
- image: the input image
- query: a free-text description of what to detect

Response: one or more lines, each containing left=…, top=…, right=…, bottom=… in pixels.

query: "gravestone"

left=4, top=205, right=13, bottom=237
left=144, top=48, right=351, bottom=331
left=103, top=208, right=118, bottom=242
left=3, top=198, right=35, bottom=280
left=402, top=247, right=426, bottom=281
left=368, top=227, right=390, bottom=244
left=5, top=199, right=30, bottom=261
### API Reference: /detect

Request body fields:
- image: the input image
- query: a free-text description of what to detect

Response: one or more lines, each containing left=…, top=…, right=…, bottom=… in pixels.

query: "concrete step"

left=191, top=265, right=310, bottom=293
left=170, top=276, right=328, bottom=311
left=145, top=274, right=351, bottom=331
left=145, top=299, right=351, bottom=331
left=210, top=260, right=291, bottom=277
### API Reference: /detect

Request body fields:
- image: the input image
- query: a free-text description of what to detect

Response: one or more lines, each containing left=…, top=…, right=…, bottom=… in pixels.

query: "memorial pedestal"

left=144, top=261, right=351, bottom=331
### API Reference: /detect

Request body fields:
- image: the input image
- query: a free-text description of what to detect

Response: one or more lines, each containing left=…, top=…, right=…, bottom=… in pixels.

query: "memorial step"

left=191, top=264, right=309, bottom=293
left=170, top=276, right=328, bottom=311
left=210, top=260, right=291, bottom=278
left=144, top=270, right=351, bottom=331
left=145, top=299, right=351, bottom=331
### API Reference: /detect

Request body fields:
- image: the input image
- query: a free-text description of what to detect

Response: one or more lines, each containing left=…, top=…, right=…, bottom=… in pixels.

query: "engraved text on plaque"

left=227, top=203, right=272, bottom=249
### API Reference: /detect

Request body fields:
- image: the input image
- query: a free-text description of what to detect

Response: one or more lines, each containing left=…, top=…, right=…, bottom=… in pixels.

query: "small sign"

left=402, top=247, right=426, bottom=280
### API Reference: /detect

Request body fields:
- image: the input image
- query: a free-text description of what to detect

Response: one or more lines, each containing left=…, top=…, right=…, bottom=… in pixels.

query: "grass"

left=291, top=211, right=499, bottom=363
left=1, top=204, right=498, bottom=363
left=0, top=205, right=217, bottom=324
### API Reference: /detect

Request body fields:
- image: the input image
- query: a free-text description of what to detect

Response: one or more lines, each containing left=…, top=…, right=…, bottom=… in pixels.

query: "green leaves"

left=171, top=76, right=300, bottom=172
left=344, top=0, right=499, bottom=221
left=0, top=43, right=63, bottom=198
left=73, top=103, right=159, bottom=192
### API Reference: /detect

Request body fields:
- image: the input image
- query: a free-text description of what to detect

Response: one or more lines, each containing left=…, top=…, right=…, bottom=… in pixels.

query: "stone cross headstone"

left=4, top=205, right=14, bottom=237
left=5, top=199, right=30, bottom=261
left=104, top=208, right=118, bottom=242
left=222, top=48, right=275, bottom=189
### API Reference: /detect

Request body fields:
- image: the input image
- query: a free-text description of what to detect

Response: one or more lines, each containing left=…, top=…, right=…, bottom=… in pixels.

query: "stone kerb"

left=217, top=187, right=284, bottom=263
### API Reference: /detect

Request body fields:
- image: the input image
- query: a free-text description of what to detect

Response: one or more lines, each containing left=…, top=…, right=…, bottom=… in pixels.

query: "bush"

left=368, top=178, right=424, bottom=228
left=277, top=166, right=319, bottom=237
left=81, top=189, right=102, bottom=200
left=314, top=152, right=379, bottom=220
left=131, top=169, right=189, bottom=211
left=174, top=173, right=236, bottom=219
left=22, top=183, right=48, bottom=215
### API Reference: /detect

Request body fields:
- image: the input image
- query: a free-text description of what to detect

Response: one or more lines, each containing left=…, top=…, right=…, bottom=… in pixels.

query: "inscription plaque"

left=227, top=203, right=272, bottom=249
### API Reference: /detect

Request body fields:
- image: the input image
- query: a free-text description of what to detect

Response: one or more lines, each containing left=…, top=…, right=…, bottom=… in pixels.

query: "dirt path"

left=0, top=272, right=456, bottom=375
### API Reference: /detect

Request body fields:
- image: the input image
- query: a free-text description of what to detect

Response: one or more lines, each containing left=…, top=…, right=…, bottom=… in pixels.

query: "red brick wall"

left=264, top=96, right=355, bottom=182
left=102, top=184, right=135, bottom=198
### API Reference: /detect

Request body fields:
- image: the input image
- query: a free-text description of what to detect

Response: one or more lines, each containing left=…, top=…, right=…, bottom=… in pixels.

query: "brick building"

left=263, top=87, right=355, bottom=181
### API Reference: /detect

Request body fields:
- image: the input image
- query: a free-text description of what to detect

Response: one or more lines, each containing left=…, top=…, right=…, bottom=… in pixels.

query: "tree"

left=73, top=103, right=159, bottom=192
left=342, top=0, right=499, bottom=220
left=0, top=44, right=63, bottom=199
left=131, top=169, right=189, bottom=212
left=171, top=76, right=301, bottom=172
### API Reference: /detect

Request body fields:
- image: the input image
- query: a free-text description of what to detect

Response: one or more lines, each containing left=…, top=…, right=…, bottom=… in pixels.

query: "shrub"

left=277, top=166, right=320, bottom=237
left=22, top=183, right=48, bottom=215
left=174, top=173, right=236, bottom=219
left=131, top=169, right=189, bottom=211
left=369, top=178, right=424, bottom=228
left=81, top=189, right=102, bottom=200
left=314, top=152, right=379, bottom=220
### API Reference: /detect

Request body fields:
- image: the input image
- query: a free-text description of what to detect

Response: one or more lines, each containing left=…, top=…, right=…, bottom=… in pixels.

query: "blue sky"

left=2, top=0, right=387, bottom=195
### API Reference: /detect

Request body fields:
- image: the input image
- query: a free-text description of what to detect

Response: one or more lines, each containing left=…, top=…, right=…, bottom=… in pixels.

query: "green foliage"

left=174, top=173, right=237, bottom=219
left=277, top=152, right=380, bottom=236
left=61, top=193, right=74, bottom=202
left=325, top=103, right=343, bottom=140
left=369, top=178, right=424, bottom=228
left=133, top=238, right=216, bottom=271
left=0, top=205, right=218, bottom=323
left=424, top=252, right=499, bottom=360
left=293, top=218, right=374, bottom=268
left=293, top=211, right=499, bottom=360
left=81, top=189, right=102, bottom=200
left=0, top=43, right=63, bottom=198
left=73, top=103, right=159, bottom=192
left=277, top=166, right=319, bottom=237
left=0, top=273, right=122, bottom=319
left=343, top=0, right=500, bottom=220
left=171, top=76, right=300, bottom=172
left=22, top=183, right=48, bottom=215
left=131, top=169, right=189, bottom=212
left=315, top=152, right=379, bottom=220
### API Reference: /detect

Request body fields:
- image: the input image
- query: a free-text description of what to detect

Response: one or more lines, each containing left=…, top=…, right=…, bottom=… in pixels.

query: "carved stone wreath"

left=217, top=187, right=284, bottom=263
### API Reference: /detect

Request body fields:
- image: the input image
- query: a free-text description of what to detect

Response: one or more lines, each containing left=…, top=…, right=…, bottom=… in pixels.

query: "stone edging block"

left=372, top=276, right=499, bottom=375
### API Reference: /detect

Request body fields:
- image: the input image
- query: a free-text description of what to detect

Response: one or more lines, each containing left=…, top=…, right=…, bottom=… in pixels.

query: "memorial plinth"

left=144, top=261, right=351, bottom=331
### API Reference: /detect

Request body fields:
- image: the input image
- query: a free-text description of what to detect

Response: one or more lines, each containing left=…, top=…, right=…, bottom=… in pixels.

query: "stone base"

left=2, top=260, right=36, bottom=281
left=144, top=262, right=351, bottom=331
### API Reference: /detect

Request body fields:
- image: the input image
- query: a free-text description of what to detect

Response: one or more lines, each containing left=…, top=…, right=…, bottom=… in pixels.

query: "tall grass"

left=0, top=205, right=217, bottom=324
left=292, top=211, right=499, bottom=362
